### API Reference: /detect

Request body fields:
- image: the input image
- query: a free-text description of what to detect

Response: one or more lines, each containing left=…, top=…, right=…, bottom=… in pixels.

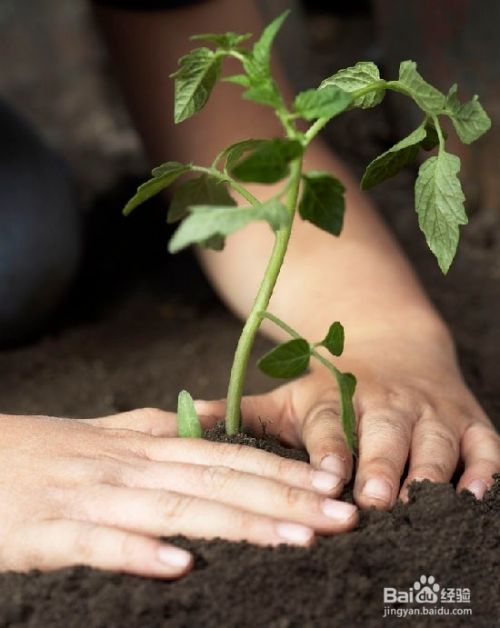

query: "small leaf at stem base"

left=318, top=322, right=345, bottom=356
left=258, top=339, right=311, bottom=378
left=177, top=390, right=203, bottom=438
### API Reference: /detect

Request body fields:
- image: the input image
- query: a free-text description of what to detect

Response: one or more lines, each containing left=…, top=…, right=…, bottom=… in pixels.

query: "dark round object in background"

left=0, top=101, right=82, bottom=348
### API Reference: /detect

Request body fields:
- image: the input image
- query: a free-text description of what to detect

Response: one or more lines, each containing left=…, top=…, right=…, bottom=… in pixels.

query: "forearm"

left=95, top=0, right=453, bottom=352
left=200, top=142, right=452, bottom=348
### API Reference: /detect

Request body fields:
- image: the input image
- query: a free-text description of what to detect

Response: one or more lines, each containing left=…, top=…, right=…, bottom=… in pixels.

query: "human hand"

left=198, top=327, right=500, bottom=510
left=0, top=410, right=357, bottom=579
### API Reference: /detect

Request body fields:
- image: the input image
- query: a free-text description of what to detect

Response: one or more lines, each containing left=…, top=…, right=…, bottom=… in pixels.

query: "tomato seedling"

left=124, top=11, right=490, bottom=450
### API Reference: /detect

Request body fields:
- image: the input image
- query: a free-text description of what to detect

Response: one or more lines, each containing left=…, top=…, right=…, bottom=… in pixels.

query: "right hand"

left=0, top=410, right=357, bottom=579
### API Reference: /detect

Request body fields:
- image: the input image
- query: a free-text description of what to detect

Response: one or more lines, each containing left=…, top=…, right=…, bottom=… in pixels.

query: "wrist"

left=309, top=306, right=457, bottom=374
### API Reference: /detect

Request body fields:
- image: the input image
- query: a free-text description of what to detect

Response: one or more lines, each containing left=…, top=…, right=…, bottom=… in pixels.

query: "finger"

left=354, top=410, right=413, bottom=509
left=197, top=393, right=350, bottom=493
left=67, top=485, right=316, bottom=547
left=400, top=418, right=460, bottom=500
left=300, top=401, right=353, bottom=487
left=12, top=520, right=193, bottom=579
left=81, top=408, right=178, bottom=437
left=457, top=422, right=500, bottom=499
left=137, top=437, right=342, bottom=496
left=119, top=460, right=357, bottom=532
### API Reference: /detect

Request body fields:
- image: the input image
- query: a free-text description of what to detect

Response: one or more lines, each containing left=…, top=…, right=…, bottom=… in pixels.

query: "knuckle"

left=363, top=454, right=401, bottom=477
left=430, top=428, right=459, bottom=455
left=156, top=491, right=192, bottom=523
left=418, top=421, right=459, bottom=455
left=378, top=385, right=425, bottom=414
left=99, top=461, right=127, bottom=487
left=361, top=413, right=411, bottom=444
left=115, top=532, right=139, bottom=563
left=412, top=461, right=450, bottom=480
left=281, top=484, right=311, bottom=511
left=123, top=433, right=155, bottom=460
left=303, top=403, right=340, bottom=433
left=202, top=465, right=238, bottom=492
left=464, top=421, right=498, bottom=442
left=231, top=507, right=257, bottom=535
left=275, top=456, right=303, bottom=481
left=140, top=407, right=168, bottom=422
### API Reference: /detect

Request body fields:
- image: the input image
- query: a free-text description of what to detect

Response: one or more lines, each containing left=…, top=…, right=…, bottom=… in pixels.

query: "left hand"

left=196, top=329, right=500, bottom=510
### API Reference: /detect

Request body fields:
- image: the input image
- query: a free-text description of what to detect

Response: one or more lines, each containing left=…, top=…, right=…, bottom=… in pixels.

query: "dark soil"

left=1, top=479, right=498, bottom=628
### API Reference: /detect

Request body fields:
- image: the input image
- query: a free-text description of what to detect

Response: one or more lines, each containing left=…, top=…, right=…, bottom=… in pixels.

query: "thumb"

left=80, top=407, right=178, bottom=436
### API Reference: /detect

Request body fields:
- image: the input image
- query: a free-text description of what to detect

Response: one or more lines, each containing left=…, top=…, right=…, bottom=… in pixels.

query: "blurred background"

left=1, top=1, right=499, bottom=199
left=0, top=0, right=499, bottom=420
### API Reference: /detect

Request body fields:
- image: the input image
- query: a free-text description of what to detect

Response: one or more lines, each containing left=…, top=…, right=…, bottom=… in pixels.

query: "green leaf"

left=242, top=81, right=282, bottom=109
left=334, top=372, right=357, bottom=451
left=445, top=84, right=491, bottom=144
left=252, top=10, right=290, bottom=69
left=258, top=338, right=311, bottom=379
left=361, top=125, right=427, bottom=190
left=420, top=121, right=440, bottom=151
left=320, top=61, right=385, bottom=109
left=168, top=198, right=289, bottom=253
left=177, top=390, right=203, bottom=438
left=171, top=47, right=222, bottom=123
left=230, top=139, right=303, bottom=183
left=190, top=32, right=251, bottom=49
left=168, top=175, right=235, bottom=223
left=318, top=322, right=344, bottom=357
left=221, top=139, right=265, bottom=172
left=123, top=162, right=190, bottom=216
left=397, top=61, right=445, bottom=115
left=223, top=74, right=251, bottom=87
left=299, top=171, right=345, bottom=236
left=232, top=11, right=289, bottom=110
left=293, top=86, right=352, bottom=121
left=415, top=151, right=467, bottom=273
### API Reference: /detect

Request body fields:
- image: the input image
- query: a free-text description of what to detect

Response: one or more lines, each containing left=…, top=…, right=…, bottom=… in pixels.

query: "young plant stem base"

left=126, top=13, right=490, bottom=443
left=225, top=159, right=303, bottom=434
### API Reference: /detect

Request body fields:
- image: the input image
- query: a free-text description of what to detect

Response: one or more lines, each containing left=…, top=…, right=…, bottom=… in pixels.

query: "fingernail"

left=311, top=470, right=343, bottom=493
left=362, top=478, right=392, bottom=504
left=276, top=522, right=314, bottom=545
left=322, top=498, right=357, bottom=522
left=467, top=479, right=488, bottom=500
left=157, top=545, right=192, bottom=569
left=320, top=454, right=345, bottom=477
